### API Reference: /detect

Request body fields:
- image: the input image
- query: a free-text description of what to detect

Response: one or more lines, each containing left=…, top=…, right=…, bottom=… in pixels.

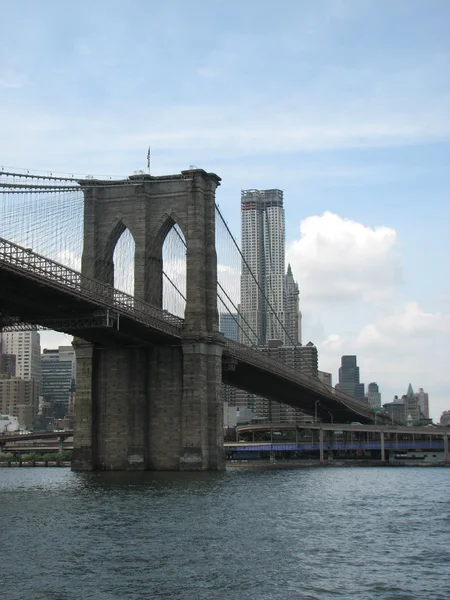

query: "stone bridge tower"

left=72, top=169, right=224, bottom=471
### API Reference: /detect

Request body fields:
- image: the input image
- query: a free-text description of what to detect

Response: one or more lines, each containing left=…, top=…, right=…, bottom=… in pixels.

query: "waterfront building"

left=0, top=414, right=20, bottom=433
left=0, top=378, right=39, bottom=429
left=41, top=347, right=76, bottom=419
left=440, top=411, right=450, bottom=427
left=335, top=355, right=365, bottom=402
left=382, top=396, right=406, bottom=424
left=366, top=382, right=382, bottom=410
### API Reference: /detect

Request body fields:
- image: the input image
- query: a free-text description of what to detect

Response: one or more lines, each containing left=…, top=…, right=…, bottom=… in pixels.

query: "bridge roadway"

left=0, top=237, right=381, bottom=423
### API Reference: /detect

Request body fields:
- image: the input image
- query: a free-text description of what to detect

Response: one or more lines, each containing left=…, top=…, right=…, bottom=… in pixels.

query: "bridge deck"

left=1, top=237, right=382, bottom=422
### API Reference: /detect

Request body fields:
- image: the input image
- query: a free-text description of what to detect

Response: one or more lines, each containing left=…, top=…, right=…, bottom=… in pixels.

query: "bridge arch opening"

left=112, top=226, right=135, bottom=296
left=162, top=223, right=186, bottom=318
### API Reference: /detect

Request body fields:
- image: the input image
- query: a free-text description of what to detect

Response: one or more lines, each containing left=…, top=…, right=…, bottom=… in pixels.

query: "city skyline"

left=0, top=0, right=448, bottom=420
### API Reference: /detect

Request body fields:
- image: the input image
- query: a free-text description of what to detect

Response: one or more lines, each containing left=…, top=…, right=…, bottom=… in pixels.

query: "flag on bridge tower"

left=147, top=147, right=151, bottom=173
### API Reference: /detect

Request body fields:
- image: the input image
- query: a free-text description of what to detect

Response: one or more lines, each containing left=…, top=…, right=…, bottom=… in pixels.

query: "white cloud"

left=356, top=302, right=450, bottom=345
left=287, top=212, right=449, bottom=421
left=286, top=212, right=402, bottom=305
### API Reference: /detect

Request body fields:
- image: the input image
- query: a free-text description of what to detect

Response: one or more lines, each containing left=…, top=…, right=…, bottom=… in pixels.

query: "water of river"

left=0, top=467, right=449, bottom=600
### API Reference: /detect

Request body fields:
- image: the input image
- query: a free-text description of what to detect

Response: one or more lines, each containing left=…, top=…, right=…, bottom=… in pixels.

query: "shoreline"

left=0, top=459, right=448, bottom=468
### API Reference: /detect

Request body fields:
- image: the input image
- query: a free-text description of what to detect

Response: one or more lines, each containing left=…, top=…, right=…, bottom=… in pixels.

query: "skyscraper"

left=367, top=382, right=381, bottom=409
left=0, top=334, right=16, bottom=378
left=285, top=264, right=302, bottom=344
left=335, top=355, right=365, bottom=402
left=1, top=330, right=41, bottom=381
left=240, top=189, right=286, bottom=345
left=219, top=313, right=238, bottom=341
left=235, top=188, right=304, bottom=424
left=41, top=347, right=76, bottom=419
left=415, top=387, right=429, bottom=418
left=0, top=328, right=40, bottom=429
left=239, top=189, right=300, bottom=346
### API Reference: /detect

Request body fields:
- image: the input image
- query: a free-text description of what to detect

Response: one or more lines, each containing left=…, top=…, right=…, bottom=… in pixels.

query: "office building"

left=234, top=340, right=318, bottom=424
left=240, top=189, right=300, bottom=346
left=1, top=330, right=41, bottom=381
left=0, top=352, right=16, bottom=378
left=285, top=264, right=302, bottom=344
left=335, top=355, right=365, bottom=402
left=382, top=387, right=423, bottom=426
left=235, top=188, right=304, bottom=423
left=41, top=347, right=76, bottom=419
left=219, top=313, right=238, bottom=341
left=0, top=378, right=39, bottom=429
left=366, top=382, right=381, bottom=410
left=404, top=383, right=420, bottom=425
left=318, top=371, right=332, bottom=387
left=415, top=387, right=429, bottom=419
left=382, top=397, right=406, bottom=424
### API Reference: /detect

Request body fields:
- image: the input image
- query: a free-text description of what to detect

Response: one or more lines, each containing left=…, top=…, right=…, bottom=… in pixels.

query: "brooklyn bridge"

left=1, top=168, right=390, bottom=471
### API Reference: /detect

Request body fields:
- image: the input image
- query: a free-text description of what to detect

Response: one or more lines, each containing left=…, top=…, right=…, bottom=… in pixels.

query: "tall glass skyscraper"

left=239, top=189, right=300, bottom=346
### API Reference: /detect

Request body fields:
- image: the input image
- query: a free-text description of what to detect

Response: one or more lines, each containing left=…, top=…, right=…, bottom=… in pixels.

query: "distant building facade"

left=41, top=347, right=76, bottom=419
left=0, top=414, right=20, bottom=433
left=318, top=371, right=332, bottom=387
left=0, top=335, right=16, bottom=378
left=382, top=396, right=406, bottom=424
left=0, top=378, right=39, bottom=429
left=335, top=355, right=365, bottom=402
left=219, top=313, right=239, bottom=341
left=366, top=382, right=381, bottom=410
left=233, top=340, right=318, bottom=424
left=404, top=384, right=420, bottom=424
left=1, top=330, right=41, bottom=381
left=284, top=264, right=302, bottom=345
left=415, top=388, right=429, bottom=419
left=382, top=385, right=424, bottom=426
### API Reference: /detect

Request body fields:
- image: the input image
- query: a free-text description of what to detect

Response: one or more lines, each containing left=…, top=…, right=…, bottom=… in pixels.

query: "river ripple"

left=1, top=467, right=449, bottom=600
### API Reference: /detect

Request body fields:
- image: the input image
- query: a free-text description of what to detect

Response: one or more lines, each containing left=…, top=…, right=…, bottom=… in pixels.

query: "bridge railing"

left=0, top=238, right=183, bottom=337
left=224, top=339, right=376, bottom=420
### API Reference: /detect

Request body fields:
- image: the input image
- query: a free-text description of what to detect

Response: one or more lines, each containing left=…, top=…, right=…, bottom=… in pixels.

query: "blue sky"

left=1, top=0, right=449, bottom=419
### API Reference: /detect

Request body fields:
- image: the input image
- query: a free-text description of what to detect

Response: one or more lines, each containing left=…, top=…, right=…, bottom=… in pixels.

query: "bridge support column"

left=380, top=431, right=385, bottom=461
left=72, top=340, right=224, bottom=472
left=319, top=428, right=324, bottom=463
left=444, top=434, right=449, bottom=464
left=179, top=340, right=224, bottom=471
left=72, top=339, right=95, bottom=471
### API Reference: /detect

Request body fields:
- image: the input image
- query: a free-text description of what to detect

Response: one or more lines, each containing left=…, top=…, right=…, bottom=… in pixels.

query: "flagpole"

left=147, top=146, right=151, bottom=176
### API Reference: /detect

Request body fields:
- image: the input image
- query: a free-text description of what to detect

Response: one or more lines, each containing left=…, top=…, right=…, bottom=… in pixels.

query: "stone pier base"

left=72, top=339, right=224, bottom=471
